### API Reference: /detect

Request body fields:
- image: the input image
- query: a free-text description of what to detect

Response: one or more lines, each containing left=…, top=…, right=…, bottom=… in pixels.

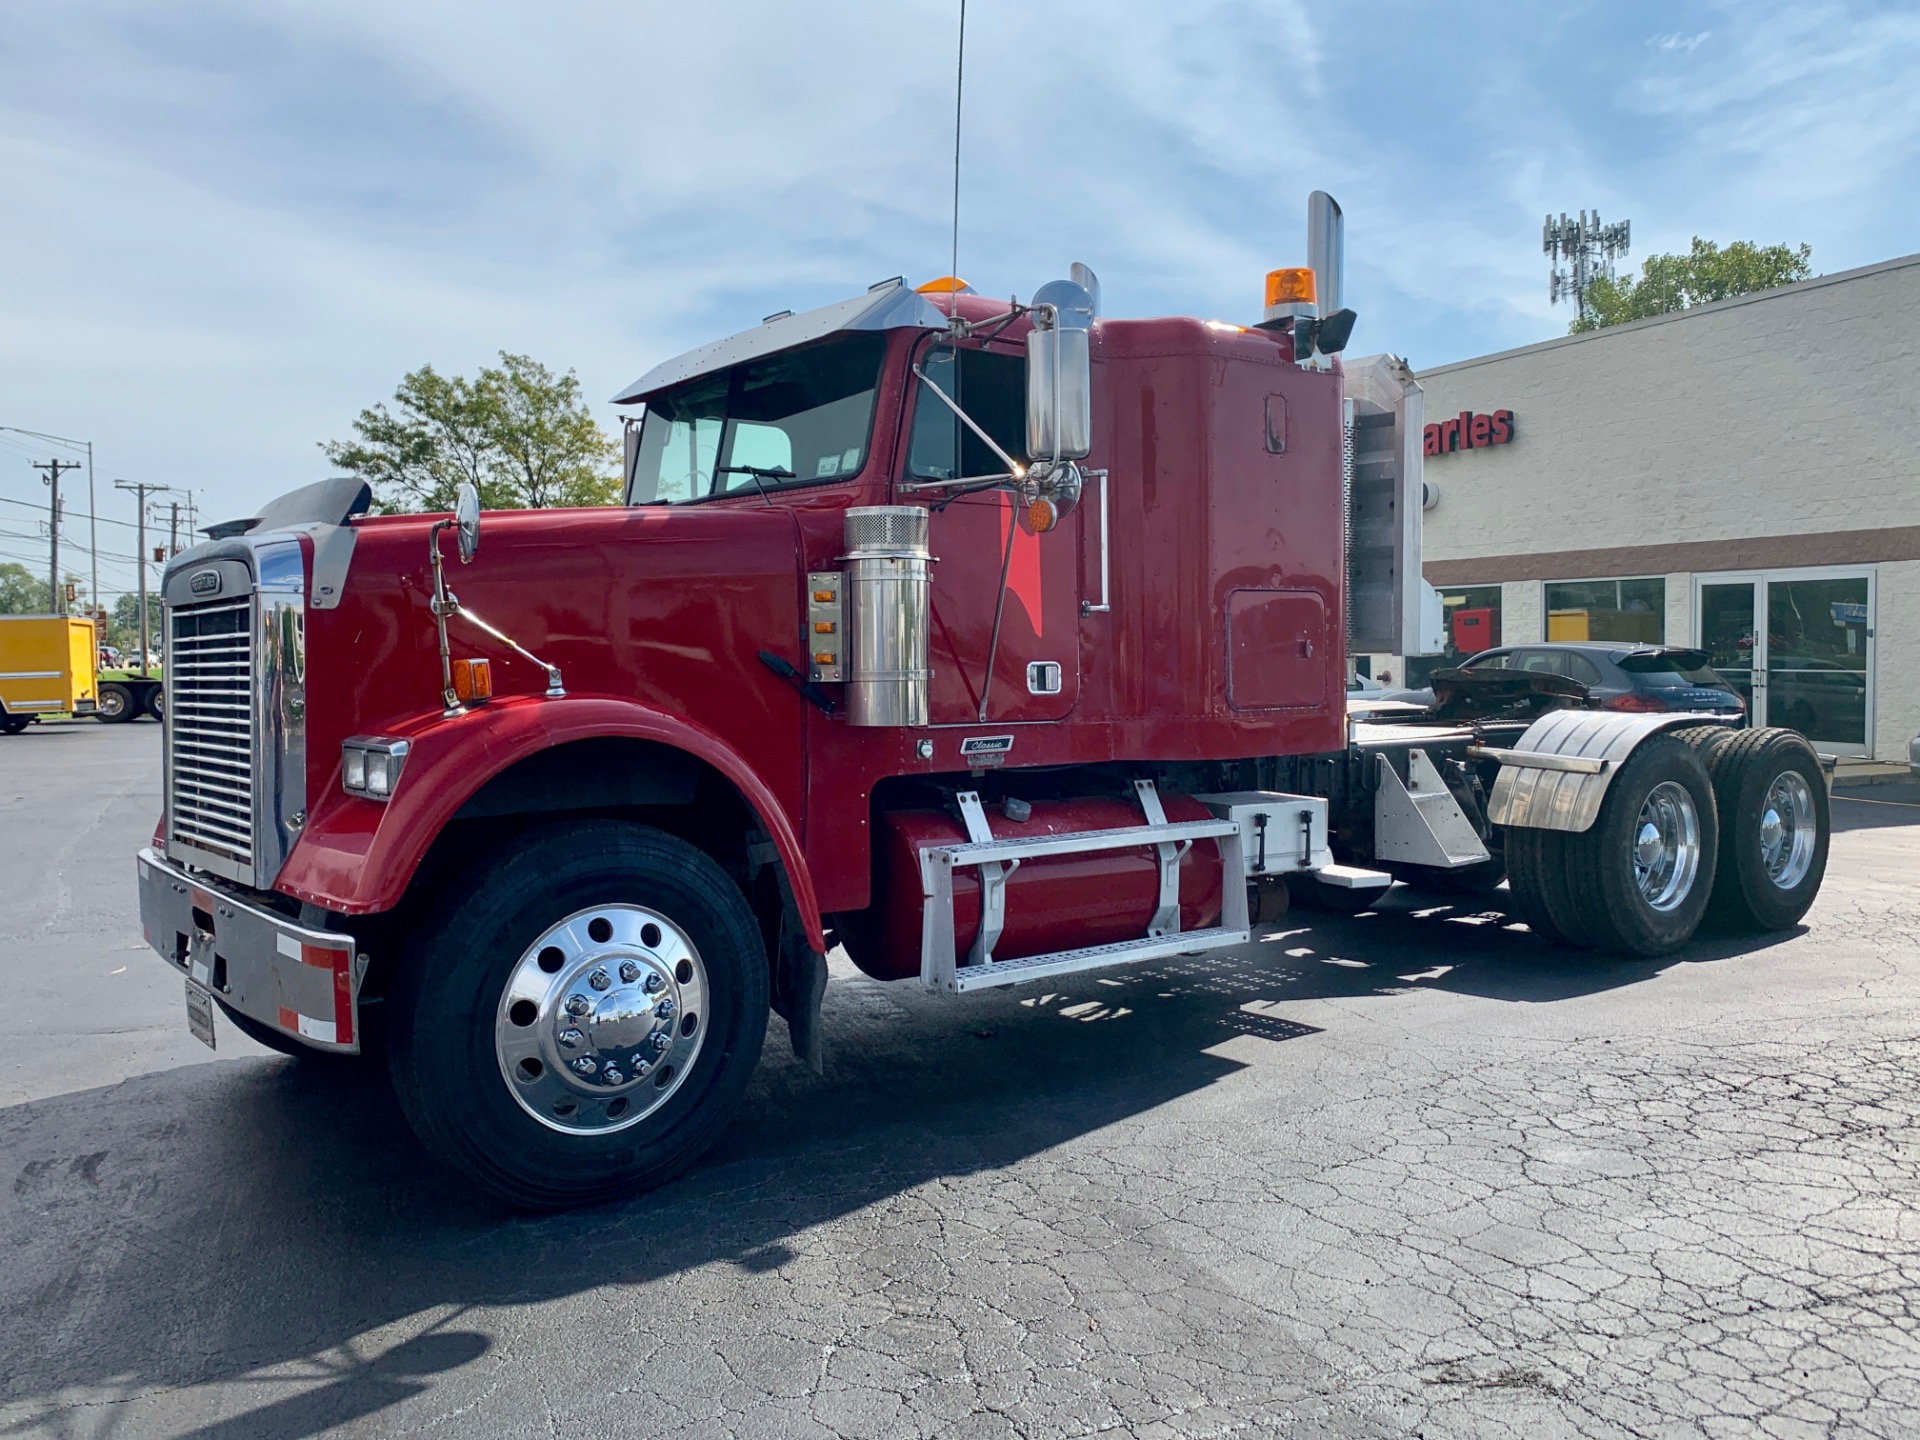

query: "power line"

left=0, top=493, right=145, bottom=531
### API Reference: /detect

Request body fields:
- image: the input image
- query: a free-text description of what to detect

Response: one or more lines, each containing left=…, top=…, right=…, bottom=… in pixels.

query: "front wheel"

left=388, top=820, right=769, bottom=1210
left=0, top=714, right=30, bottom=735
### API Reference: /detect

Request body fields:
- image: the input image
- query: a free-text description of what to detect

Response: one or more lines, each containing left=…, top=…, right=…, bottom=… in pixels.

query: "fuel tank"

left=839, top=794, right=1226, bottom=981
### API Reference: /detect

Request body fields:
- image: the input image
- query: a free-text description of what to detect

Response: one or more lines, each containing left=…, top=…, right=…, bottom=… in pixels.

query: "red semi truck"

left=137, top=194, right=1830, bottom=1207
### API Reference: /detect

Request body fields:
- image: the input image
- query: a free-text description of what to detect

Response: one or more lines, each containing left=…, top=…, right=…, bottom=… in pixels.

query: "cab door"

left=898, top=341, right=1081, bottom=724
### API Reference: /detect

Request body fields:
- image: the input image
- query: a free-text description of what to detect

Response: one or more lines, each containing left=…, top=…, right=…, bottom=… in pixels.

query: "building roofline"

left=1417, top=250, right=1920, bottom=379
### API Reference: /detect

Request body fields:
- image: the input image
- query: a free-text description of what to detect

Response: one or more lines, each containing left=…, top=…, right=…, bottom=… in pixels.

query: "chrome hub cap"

left=1759, top=771, right=1816, bottom=890
left=494, top=904, right=708, bottom=1135
left=1632, top=781, right=1701, bottom=913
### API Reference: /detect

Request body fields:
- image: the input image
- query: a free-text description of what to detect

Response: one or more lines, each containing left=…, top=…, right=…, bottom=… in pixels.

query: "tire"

left=1552, top=733, right=1720, bottom=956
left=96, top=683, right=135, bottom=723
left=145, top=686, right=165, bottom=720
left=0, top=714, right=30, bottom=735
left=1502, top=826, right=1578, bottom=946
left=388, top=820, right=769, bottom=1210
left=1692, top=727, right=1829, bottom=932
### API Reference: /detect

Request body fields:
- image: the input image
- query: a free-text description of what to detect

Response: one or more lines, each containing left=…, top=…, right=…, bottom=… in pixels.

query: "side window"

left=1563, top=652, right=1604, bottom=687
left=1518, top=651, right=1563, bottom=676
left=907, top=345, right=1026, bottom=481
left=1464, top=650, right=1511, bottom=670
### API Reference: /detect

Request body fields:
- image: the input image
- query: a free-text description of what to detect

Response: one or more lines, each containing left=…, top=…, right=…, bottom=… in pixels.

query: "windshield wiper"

left=714, top=464, right=795, bottom=506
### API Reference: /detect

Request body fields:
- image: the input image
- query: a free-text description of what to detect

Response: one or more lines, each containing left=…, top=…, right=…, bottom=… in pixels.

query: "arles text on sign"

left=1424, top=409, right=1514, bottom=457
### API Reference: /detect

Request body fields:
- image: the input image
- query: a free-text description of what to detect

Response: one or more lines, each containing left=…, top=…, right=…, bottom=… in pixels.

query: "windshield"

left=1618, top=651, right=1726, bottom=688
left=627, top=332, right=887, bottom=503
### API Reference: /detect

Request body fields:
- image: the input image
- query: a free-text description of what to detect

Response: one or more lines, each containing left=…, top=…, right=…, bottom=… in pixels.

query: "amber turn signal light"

left=452, top=657, right=492, bottom=703
left=1025, top=496, right=1059, bottom=534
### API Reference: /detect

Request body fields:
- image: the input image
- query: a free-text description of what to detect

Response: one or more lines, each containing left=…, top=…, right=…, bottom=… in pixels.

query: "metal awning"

left=610, top=279, right=947, bottom=405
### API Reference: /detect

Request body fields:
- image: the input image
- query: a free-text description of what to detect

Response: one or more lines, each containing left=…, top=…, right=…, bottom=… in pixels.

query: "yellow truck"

left=0, top=616, right=100, bottom=734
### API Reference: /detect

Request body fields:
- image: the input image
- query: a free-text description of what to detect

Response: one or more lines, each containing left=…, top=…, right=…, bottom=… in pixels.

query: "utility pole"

left=169, top=501, right=180, bottom=560
left=2, top=429, right=98, bottom=624
left=32, top=459, right=81, bottom=614
left=115, top=479, right=174, bottom=678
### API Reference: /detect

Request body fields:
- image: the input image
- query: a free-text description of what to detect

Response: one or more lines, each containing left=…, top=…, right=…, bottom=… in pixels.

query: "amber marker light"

left=451, top=657, right=492, bottom=703
left=1264, top=267, right=1317, bottom=308
left=1025, top=496, right=1059, bottom=534
left=916, top=275, right=972, bottom=295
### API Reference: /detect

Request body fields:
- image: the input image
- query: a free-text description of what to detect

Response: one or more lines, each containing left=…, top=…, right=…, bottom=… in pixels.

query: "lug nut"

left=559, top=1028, right=585, bottom=1048
left=619, top=961, right=641, bottom=984
left=655, top=999, right=675, bottom=1023
left=604, top=1068, right=625, bottom=1085
left=570, top=1056, right=598, bottom=1075
left=634, top=1060, right=653, bottom=1078
left=651, top=1032, right=671, bottom=1054
left=565, top=995, right=591, bottom=1017
left=643, top=972, right=664, bottom=993
left=588, top=968, right=611, bottom=991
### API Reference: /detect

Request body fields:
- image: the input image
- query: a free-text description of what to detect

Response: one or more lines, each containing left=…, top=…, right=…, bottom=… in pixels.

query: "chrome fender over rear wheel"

left=1506, top=733, right=1720, bottom=956
left=388, top=820, right=769, bottom=1210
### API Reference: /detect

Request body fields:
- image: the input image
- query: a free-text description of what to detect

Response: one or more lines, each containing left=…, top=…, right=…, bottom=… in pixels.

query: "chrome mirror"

left=1025, top=277, right=1095, bottom=466
left=454, top=482, right=480, bottom=564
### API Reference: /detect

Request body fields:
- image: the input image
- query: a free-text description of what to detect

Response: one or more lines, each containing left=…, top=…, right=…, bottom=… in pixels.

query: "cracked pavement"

left=3, top=723, right=1918, bottom=1438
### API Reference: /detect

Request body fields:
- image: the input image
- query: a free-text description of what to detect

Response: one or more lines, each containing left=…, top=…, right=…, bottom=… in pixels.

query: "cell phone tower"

left=1544, top=210, right=1631, bottom=323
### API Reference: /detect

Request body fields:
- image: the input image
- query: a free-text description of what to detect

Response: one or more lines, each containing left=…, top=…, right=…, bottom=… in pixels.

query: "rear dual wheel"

left=1506, top=733, right=1719, bottom=956
left=1680, top=726, right=1828, bottom=932
left=96, top=683, right=135, bottom=723
left=388, top=820, right=768, bottom=1210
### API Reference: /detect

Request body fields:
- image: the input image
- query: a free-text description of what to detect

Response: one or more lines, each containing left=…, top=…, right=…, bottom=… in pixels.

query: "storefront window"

left=1402, top=584, right=1503, bottom=687
left=1545, top=577, right=1664, bottom=644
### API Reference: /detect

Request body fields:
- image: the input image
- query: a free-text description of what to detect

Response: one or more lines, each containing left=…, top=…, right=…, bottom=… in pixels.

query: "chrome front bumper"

left=137, top=847, right=362, bottom=1053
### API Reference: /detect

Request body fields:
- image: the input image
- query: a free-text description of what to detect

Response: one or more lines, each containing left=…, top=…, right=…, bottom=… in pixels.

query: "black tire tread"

left=1695, top=727, right=1829, bottom=932
left=388, top=820, right=768, bottom=1210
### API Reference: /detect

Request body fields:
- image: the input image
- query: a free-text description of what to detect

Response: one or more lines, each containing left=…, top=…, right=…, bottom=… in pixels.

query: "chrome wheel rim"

left=494, top=904, right=709, bottom=1136
left=100, top=689, right=126, bottom=718
left=1759, top=771, right=1816, bottom=890
left=1632, top=781, right=1701, bottom=913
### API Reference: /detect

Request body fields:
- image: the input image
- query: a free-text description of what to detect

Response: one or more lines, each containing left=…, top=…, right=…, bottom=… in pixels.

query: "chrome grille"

left=168, top=598, right=256, bottom=868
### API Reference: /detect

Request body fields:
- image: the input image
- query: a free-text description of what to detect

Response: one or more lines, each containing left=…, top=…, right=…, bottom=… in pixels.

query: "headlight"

left=342, top=737, right=410, bottom=801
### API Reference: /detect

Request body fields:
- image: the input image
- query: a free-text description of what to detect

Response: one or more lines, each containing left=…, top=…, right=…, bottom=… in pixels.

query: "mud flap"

left=774, top=946, right=828, bottom=1075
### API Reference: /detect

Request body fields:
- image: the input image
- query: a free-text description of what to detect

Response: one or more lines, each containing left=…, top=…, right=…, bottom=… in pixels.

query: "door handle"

left=1080, top=468, right=1110, bottom=616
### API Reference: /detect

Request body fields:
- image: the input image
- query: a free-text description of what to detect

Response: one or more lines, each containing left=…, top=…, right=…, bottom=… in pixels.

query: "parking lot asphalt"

left=3, top=720, right=1918, bottom=1439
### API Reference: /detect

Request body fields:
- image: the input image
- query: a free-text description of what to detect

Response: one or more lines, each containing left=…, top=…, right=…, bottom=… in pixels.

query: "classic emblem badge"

left=189, top=569, right=220, bottom=596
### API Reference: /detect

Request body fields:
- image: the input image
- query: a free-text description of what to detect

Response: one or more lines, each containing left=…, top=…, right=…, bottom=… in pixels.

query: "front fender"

left=271, top=694, right=823, bottom=949
left=1486, top=710, right=1735, bottom=833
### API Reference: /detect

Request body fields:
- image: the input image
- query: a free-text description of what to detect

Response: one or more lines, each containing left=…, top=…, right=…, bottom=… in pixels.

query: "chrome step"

left=945, top=925, right=1247, bottom=993
left=919, top=780, right=1251, bottom=993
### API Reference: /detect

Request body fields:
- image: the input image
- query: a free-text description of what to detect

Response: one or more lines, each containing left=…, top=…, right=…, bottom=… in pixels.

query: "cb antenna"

left=947, top=0, right=968, bottom=329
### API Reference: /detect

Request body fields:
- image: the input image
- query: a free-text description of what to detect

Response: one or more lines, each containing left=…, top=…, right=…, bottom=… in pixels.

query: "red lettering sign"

left=1423, top=409, right=1513, bottom=457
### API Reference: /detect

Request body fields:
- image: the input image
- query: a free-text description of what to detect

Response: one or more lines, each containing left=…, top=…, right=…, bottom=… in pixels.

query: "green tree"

left=1571, top=238, right=1813, bottom=332
left=323, top=353, right=620, bottom=513
left=108, top=591, right=164, bottom=656
left=0, top=561, right=48, bottom=614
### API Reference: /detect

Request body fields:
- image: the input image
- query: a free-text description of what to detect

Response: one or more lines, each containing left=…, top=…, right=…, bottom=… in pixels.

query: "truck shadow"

left=0, top=894, right=1802, bottom=1435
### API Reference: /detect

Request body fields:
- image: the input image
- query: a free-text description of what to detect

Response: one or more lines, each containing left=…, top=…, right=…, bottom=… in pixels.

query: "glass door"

left=1697, top=570, right=1874, bottom=756
left=1765, top=574, right=1871, bottom=754
left=1699, top=577, right=1759, bottom=718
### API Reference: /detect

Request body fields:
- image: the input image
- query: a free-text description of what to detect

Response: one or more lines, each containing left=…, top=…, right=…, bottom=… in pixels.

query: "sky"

left=2, top=0, right=1917, bottom=599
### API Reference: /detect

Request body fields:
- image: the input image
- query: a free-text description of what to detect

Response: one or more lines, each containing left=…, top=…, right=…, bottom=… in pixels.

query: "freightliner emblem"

left=189, top=569, right=220, bottom=596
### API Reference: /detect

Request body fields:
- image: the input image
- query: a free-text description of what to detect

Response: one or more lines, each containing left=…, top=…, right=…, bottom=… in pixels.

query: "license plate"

left=185, top=979, right=217, bottom=1051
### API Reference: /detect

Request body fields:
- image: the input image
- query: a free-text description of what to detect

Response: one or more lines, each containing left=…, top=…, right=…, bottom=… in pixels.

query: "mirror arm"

left=454, top=604, right=566, bottom=698
left=896, top=471, right=1021, bottom=496
left=428, top=519, right=463, bottom=717
left=911, top=362, right=1028, bottom=480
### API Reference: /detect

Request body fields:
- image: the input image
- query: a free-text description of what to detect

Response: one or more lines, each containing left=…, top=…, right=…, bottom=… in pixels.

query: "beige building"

left=1402, top=251, right=1920, bottom=761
